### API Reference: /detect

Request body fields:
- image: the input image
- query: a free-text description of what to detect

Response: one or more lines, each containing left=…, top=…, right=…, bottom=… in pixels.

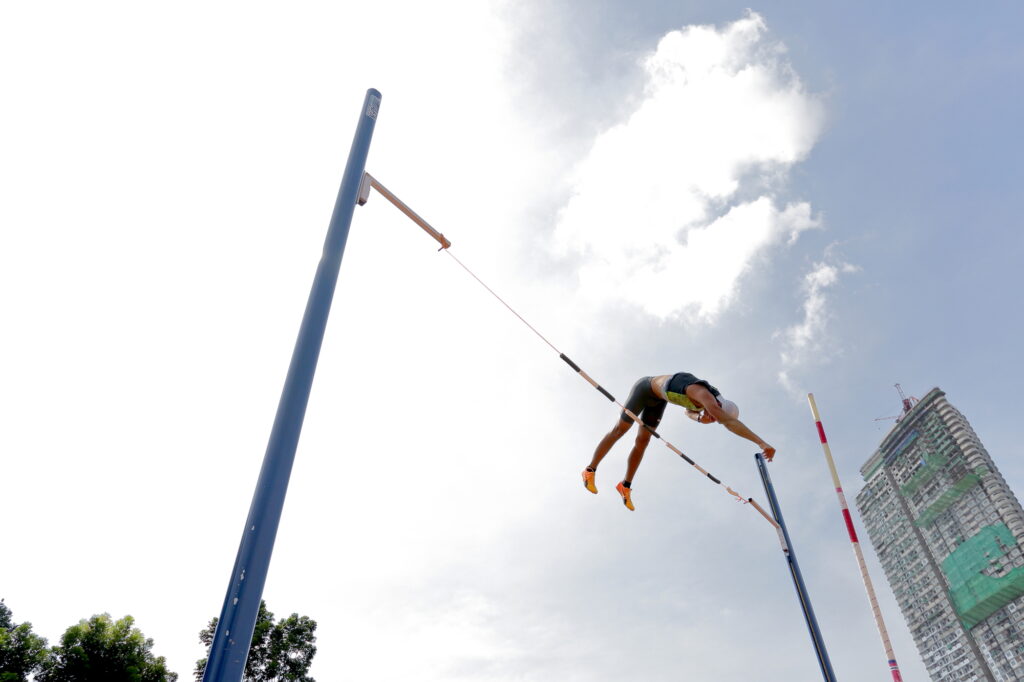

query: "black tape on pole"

left=560, top=353, right=615, bottom=402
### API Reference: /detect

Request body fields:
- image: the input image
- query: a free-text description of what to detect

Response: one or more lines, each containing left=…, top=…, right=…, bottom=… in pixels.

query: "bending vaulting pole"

left=202, top=89, right=381, bottom=682
left=808, top=393, right=903, bottom=681
left=756, top=452, right=838, bottom=682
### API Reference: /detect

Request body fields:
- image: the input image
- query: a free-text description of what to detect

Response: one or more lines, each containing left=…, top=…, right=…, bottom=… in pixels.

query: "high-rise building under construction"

left=856, top=387, right=1024, bottom=681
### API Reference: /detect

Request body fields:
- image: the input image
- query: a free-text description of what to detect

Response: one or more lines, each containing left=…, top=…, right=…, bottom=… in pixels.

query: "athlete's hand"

left=761, top=444, right=776, bottom=462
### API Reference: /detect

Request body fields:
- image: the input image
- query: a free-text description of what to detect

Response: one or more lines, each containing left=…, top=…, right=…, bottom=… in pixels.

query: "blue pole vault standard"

left=202, top=89, right=382, bottom=682
left=755, top=453, right=838, bottom=682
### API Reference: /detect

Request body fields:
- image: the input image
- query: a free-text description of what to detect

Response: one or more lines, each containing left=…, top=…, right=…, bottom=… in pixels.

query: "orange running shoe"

left=581, top=468, right=598, bottom=494
left=615, top=481, right=635, bottom=511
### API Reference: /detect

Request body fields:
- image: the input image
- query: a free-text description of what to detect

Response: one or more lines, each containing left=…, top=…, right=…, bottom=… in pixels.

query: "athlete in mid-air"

left=582, top=372, right=775, bottom=511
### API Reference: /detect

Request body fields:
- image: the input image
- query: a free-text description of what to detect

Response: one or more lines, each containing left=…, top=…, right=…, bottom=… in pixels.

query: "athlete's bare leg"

left=588, top=419, right=632, bottom=471
left=624, top=427, right=653, bottom=483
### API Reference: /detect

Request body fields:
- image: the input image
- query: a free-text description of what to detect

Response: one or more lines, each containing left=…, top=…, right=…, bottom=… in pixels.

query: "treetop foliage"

left=194, top=601, right=316, bottom=682
left=35, top=613, right=178, bottom=682
left=0, top=599, right=48, bottom=682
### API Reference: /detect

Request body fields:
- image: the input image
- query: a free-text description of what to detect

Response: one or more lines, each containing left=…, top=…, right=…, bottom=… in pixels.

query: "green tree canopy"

left=0, top=599, right=49, bottom=682
left=195, top=601, right=316, bottom=682
left=37, top=613, right=177, bottom=682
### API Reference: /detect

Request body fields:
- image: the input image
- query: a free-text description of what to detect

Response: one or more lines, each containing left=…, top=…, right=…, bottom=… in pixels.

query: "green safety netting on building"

left=915, top=469, right=988, bottom=527
left=900, top=450, right=950, bottom=498
left=943, top=524, right=1024, bottom=629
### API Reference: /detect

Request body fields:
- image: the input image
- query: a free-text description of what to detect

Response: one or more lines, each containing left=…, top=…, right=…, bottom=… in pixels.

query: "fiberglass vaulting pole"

left=755, top=452, right=838, bottom=682
left=202, top=89, right=381, bottom=682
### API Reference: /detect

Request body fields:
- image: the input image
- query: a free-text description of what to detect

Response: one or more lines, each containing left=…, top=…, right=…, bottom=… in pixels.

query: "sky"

left=2, top=1, right=1023, bottom=680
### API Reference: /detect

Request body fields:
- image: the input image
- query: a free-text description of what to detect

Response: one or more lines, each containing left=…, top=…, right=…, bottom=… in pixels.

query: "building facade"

left=856, top=388, right=1024, bottom=681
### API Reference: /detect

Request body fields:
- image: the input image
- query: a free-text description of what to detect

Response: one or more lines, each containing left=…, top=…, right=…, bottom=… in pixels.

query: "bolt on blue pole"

left=755, top=452, right=838, bottom=682
left=202, top=88, right=382, bottom=682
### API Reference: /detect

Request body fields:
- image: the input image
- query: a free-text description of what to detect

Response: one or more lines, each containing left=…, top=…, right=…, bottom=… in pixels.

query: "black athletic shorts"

left=620, top=376, right=666, bottom=428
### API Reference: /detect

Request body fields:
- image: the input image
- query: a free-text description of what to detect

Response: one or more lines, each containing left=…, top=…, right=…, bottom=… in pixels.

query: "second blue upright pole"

left=755, top=452, right=838, bottom=682
left=202, top=88, right=382, bottom=682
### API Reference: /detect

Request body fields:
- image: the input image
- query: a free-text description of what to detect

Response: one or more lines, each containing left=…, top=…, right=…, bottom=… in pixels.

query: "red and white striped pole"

left=808, top=393, right=903, bottom=682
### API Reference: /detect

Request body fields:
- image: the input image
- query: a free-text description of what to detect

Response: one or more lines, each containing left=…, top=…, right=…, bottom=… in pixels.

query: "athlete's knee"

left=635, top=427, right=653, bottom=444
left=610, top=419, right=632, bottom=438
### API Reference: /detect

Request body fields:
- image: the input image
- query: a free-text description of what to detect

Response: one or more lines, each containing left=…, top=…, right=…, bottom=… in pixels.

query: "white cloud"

left=552, top=12, right=824, bottom=321
left=777, top=259, right=859, bottom=394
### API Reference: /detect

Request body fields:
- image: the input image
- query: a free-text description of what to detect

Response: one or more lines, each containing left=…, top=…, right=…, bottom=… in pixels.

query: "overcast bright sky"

left=3, top=1, right=1023, bottom=680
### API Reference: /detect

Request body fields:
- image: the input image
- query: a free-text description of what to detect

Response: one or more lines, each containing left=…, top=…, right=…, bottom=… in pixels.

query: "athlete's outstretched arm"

left=693, top=386, right=776, bottom=461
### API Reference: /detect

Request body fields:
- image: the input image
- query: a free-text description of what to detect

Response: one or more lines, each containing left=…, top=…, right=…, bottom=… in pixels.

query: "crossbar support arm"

left=358, top=172, right=451, bottom=249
